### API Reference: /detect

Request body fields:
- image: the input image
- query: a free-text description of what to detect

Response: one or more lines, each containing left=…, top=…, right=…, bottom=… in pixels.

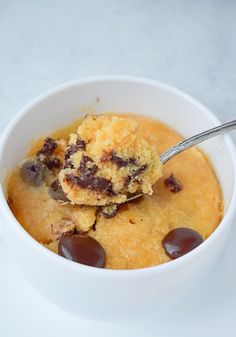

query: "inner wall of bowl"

left=0, top=79, right=233, bottom=212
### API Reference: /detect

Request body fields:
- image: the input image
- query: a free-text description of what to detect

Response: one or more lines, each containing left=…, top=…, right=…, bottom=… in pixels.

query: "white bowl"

left=0, top=76, right=235, bottom=321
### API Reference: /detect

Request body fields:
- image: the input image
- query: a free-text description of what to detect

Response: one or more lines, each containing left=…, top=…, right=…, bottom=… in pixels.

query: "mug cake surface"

left=7, top=113, right=223, bottom=269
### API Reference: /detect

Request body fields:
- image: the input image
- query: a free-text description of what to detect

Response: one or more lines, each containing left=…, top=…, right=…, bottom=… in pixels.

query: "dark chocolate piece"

left=164, top=173, right=182, bottom=193
left=37, top=138, right=57, bottom=157
left=58, top=234, right=106, bottom=268
left=65, top=174, right=115, bottom=196
left=48, top=179, right=69, bottom=202
left=101, top=151, right=147, bottom=186
left=20, top=160, right=45, bottom=186
left=131, top=164, right=147, bottom=178
left=123, top=176, right=132, bottom=188
left=162, top=227, right=203, bottom=259
left=64, top=137, right=86, bottom=160
left=79, top=156, right=98, bottom=176
left=64, top=137, right=86, bottom=169
left=101, top=151, right=137, bottom=169
left=45, top=157, right=62, bottom=170
left=110, top=152, right=130, bottom=168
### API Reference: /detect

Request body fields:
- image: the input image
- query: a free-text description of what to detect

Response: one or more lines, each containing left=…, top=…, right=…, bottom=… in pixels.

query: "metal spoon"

left=127, top=119, right=236, bottom=202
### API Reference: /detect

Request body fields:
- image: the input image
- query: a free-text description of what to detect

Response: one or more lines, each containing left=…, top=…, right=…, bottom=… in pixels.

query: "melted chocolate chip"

left=64, top=137, right=86, bottom=161
left=162, top=227, right=204, bottom=259
left=101, top=151, right=137, bottom=169
left=48, top=179, right=69, bottom=202
left=65, top=174, right=115, bottom=196
left=99, top=204, right=118, bottom=218
left=101, top=151, right=147, bottom=185
left=20, top=160, right=45, bottom=186
left=128, top=158, right=137, bottom=165
left=58, top=234, right=105, bottom=268
left=131, top=164, right=147, bottom=178
left=64, top=137, right=86, bottom=169
left=45, top=157, right=62, bottom=170
left=79, top=156, right=98, bottom=176
left=164, top=173, right=182, bottom=193
left=110, top=152, right=130, bottom=168
left=37, top=138, right=57, bottom=156
left=123, top=176, right=132, bottom=188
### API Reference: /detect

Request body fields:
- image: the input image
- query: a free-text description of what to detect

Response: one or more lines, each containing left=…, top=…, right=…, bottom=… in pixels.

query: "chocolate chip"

left=131, top=164, right=147, bottom=178
left=58, top=234, right=106, bottom=268
left=48, top=179, right=69, bottom=202
left=64, top=137, right=86, bottom=169
left=162, top=227, right=204, bottom=259
left=164, top=173, right=182, bottom=193
left=64, top=137, right=86, bottom=161
left=65, top=174, right=115, bottom=196
left=79, top=156, right=98, bottom=176
left=45, top=157, right=62, bottom=170
left=20, top=160, right=45, bottom=186
left=110, top=152, right=129, bottom=168
left=99, top=204, right=118, bottom=218
left=83, top=175, right=115, bottom=196
left=123, top=176, right=132, bottom=188
left=37, top=138, right=57, bottom=156
left=102, top=151, right=138, bottom=169
left=101, top=151, right=147, bottom=185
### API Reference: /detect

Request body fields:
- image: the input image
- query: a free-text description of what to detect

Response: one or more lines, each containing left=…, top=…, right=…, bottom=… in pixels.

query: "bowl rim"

left=1, top=74, right=236, bottom=278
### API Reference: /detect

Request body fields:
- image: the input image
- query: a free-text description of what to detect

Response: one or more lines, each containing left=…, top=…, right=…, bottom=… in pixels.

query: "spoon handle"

left=160, top=120, right=236, bottom=164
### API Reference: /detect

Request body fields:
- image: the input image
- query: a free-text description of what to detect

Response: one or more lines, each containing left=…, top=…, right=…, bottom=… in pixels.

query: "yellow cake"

left=7, top=113, right=223, bottom=269
left=59, top=115, right=162, bottom=205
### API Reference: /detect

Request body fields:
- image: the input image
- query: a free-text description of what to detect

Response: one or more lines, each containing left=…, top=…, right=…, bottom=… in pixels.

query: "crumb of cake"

left=45, top=218, right=76, bottom=241
left=70, top=206, right=96, bottom=232
left=59, top=115, right=163, bottom=205
left=98, top=204, right=118, bottom=218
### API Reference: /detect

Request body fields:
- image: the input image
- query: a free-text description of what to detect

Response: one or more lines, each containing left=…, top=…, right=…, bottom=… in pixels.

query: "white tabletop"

left=0, top=1, right=236, bottom=336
